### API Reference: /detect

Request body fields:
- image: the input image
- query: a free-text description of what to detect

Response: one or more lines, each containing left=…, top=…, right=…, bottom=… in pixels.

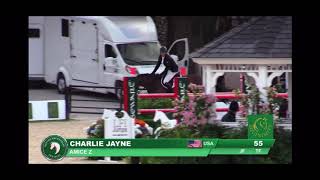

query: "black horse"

left=136, top=73, right=180, bottom=93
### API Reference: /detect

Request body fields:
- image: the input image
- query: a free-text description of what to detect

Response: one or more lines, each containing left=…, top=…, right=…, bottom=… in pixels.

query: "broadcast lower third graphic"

left=187, top=140, right=203, bottom=148
left=240, top=149, right=245, bottom=154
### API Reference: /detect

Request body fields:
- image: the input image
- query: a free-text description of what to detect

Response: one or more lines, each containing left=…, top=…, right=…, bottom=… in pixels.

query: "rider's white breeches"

left=163, top=70, right=178, bottom=84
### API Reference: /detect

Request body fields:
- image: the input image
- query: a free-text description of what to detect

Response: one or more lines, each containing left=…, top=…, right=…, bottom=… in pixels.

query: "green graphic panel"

left=66, top=148, right=270, bottom=157
left=215, top=139, right=275, bottom=148
left=248, top=114, right=274, bottom=139
left=66, top=138, right=219, bottom=148
left=209, top=148, right=270, bottom=155
left=64, top=139, right=273, bottom=156
left=66, top=148, right=211, bottom=157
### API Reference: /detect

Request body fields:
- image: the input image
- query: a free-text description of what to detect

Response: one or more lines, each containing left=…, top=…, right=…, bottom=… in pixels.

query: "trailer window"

left=105, top=44, right=117, bottom=58
left=29, top=28, right=40, bottom=38
left=61, top=19, right=69, bottom=37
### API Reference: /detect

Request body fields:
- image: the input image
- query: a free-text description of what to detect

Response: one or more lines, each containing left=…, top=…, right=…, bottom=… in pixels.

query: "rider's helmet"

left=160, top=46, right=167, bottom=53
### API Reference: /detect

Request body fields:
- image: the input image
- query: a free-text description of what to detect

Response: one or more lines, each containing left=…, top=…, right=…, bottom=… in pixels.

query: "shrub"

left=138, top=98, right=173, bottom=109
left=268, top=127, right=292, bottom=163
left=173, top=83, right=216, bottom=126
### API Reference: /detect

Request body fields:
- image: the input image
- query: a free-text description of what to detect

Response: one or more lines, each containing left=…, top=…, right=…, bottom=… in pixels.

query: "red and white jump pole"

left=123, top=66, right=288, bottom=117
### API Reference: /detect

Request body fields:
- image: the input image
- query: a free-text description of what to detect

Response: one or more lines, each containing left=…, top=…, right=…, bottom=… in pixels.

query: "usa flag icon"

left=187, top=140, right=203, bottom=148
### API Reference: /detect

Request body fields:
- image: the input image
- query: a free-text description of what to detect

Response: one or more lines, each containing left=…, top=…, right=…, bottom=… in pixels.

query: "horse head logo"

left=250, top=117, right=272, bottom=138
left=50, top=142, right=60, bottom=155
left=253, top=118, right=269, bottom=132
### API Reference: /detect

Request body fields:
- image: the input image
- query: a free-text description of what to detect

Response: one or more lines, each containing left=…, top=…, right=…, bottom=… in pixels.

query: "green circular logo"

left=249, top=117, right=273, bottom=138
left=41, top=135, right=68, bottom=161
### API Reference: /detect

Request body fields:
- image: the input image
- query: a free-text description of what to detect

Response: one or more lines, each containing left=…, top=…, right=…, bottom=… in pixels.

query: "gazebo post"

left=210, top=72, right=224, bottom=94
left=203, top=65, right=224, bottom=94
left=258, top=65, right=268, bottom=103
left=267, top=72, right=284, bottom=87
left=205, top=66, right=213, bottom=94
left=285, top=72, right=289, bottom=90
left=288, top=72, right=292, bottom=119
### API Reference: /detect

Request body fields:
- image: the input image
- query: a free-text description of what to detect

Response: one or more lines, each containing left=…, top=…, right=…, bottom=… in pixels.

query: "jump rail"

left=123, top=77, right=188, bottom=118
left=123, top=75, right=288, bottom=118
left=138, top=93, right=176, bottom=99
left=138, top=92, right=289, bottom=100
left=189, top=92, right=288, bottom=99
left=138, top=109, right=177, bottom=114
left=138, top=107, right=233, bottom=114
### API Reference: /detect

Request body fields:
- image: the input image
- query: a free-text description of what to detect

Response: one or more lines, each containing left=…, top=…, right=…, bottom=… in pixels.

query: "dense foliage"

left=173, top=83, right=216, bottom=126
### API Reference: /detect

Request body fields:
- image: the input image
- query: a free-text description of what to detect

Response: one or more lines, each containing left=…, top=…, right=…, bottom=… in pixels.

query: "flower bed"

left=173, top=83, right=216, bottom=125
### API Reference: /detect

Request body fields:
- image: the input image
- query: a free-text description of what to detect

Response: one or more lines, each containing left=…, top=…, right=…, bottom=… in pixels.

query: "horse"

left=136, top=73, right=180, bottom=93
left=136, top=72, right=203, bottom=93
left=50, top=142, right=60, bottom=154
left=153, top=110, right=177, bottom=138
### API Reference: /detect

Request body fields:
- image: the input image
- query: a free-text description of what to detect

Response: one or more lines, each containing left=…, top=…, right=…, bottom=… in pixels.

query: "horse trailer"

left=28, top=16, right=189, bottom=97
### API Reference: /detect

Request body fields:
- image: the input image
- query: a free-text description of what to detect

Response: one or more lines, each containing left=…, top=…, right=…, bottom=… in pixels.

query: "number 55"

left=254, top=141, right=263, bottom=147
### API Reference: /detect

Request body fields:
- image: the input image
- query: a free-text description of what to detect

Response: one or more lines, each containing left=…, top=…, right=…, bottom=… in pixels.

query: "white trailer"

left=29, top=16, right=45, bottom=80
left=28, top=16, right=189, bottom=97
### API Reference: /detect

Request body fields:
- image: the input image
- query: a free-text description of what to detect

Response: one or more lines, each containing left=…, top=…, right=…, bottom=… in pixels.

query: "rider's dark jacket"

left=151, top=54, right=178, bottom=75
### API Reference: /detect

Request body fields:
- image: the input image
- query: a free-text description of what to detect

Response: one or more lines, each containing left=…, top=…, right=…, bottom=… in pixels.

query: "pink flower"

left=205, top=95, right=216, bottom=104
left=182, top=111, right=193, bottom=121
left=190, top=117, right=196, bottom=124
left=199, top=116, right=207, bottom=125
left=188, top=95, right=195, bottom=101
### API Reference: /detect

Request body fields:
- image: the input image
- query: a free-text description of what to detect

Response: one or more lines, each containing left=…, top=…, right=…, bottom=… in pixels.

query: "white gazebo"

left=191, top=16, right=292, bottom=118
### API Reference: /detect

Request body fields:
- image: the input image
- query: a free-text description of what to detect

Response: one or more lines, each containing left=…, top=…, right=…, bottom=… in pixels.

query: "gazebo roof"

left=191, top=16, right=292, bottom=59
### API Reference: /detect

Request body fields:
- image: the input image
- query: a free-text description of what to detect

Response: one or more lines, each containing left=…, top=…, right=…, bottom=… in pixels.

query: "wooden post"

left=65, top=87, right=70, bottom=120
left=240, top=73, right=244, bottom=93
left=288, top=72, right=292, bottom=119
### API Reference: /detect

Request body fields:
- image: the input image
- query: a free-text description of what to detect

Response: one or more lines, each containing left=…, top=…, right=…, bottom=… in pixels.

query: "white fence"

left=219, top=119, right=292, bottom=130
left=29, top=100, right=66, bottom=121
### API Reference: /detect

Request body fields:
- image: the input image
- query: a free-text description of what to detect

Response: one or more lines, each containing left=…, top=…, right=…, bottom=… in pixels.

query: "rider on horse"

left=150, top=47, right=179, bottom=90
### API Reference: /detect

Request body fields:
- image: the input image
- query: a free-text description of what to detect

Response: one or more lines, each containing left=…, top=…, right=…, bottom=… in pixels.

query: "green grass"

left=48, top=102, right=59, bottom=118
